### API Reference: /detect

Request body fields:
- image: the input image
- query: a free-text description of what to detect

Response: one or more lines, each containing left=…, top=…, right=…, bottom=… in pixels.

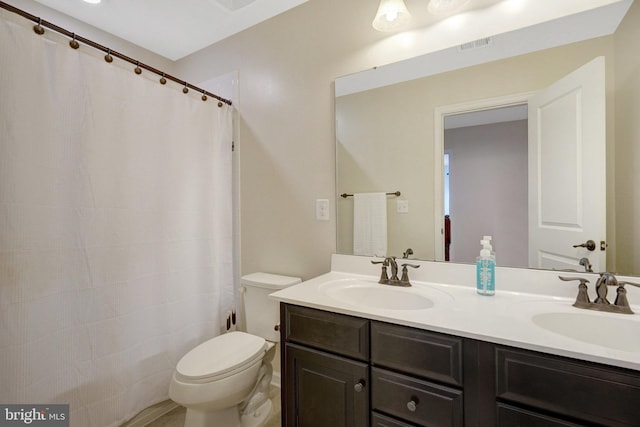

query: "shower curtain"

left=0, top=9, right=234, bottom=427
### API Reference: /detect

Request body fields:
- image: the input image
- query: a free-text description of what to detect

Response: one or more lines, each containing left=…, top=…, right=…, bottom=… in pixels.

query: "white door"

left=528, top=56, right=606, bottom=272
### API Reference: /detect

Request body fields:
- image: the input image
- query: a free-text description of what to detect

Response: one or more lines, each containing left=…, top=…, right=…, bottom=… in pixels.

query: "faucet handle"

left=558, top=276, right=590, bottom=284
left=401, top=263, right=420, bottom=269
left=613, top=281, right=638, bottom=314
left=371, top=258, right=389, bottom=284
left=558, top=276, right=591, bottom=306
left=400, top=263, right=420, bottom=286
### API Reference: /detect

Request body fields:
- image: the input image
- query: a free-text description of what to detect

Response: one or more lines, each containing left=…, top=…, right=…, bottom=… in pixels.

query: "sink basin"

left=532, top=311, right=640, bottom=352
left=319, top=278, right=452, bottom=310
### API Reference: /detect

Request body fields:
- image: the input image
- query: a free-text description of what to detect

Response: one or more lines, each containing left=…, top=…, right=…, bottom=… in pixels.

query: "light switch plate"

left=316, top=199, right=330, bottom=220
left=397, top=199, right=409, bottom=213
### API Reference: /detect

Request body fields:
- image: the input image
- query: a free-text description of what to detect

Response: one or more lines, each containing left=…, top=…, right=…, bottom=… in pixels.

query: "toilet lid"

left=176, top=332, right=267, bottom=381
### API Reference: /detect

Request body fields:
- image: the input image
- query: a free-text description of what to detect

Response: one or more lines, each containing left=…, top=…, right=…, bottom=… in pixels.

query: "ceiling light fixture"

left=427, top=0, right=470, bottom=15
left=83, top=0, right=102, bottom=4
left=372, top=0, right=411, bottom=32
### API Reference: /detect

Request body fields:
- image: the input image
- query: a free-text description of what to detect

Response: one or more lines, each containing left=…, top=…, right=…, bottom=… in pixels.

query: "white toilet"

left=169, top=272, right=301, bottom=427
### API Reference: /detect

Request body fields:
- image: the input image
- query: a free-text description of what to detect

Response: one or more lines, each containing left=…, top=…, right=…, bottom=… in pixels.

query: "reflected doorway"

left=443, top=105, right=528, bottom=266
left=434, top=58, right=606, bottom=271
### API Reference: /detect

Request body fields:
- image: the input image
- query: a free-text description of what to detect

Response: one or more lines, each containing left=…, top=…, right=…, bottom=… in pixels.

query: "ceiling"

left=27, top=0, right=510, bottom=62
left=31, top=0, right=309, bottom=61
left=27, top=0, right=628, bottom=63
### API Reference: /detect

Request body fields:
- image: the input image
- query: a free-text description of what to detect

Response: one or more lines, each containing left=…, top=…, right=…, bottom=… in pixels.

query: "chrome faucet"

left=559, top=273, right=640, bottom=314
left=372, top=256, right=419, bottom=286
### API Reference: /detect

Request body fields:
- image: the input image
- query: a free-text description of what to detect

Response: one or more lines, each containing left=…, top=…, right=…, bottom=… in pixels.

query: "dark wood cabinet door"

left=284, top=343, right=369, bottom=427
left=496, top=347, right=640, bottom=426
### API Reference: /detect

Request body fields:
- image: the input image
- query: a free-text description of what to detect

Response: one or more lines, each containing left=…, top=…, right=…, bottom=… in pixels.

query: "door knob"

left=573, top=240, right=596, bottom=251
left=354, top=380, right=365, bottom=392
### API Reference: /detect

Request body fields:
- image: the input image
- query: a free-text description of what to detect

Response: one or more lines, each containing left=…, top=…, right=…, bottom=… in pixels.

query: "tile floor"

left=145, top=386, right=281, bottom=427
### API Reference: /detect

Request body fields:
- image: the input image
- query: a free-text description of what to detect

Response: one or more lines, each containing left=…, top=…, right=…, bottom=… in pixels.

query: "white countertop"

left=270, top=255, right=640, bottom=371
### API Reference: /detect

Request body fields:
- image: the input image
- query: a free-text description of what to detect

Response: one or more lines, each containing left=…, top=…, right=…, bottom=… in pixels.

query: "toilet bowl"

left=169, top=272, right=301, bottom=427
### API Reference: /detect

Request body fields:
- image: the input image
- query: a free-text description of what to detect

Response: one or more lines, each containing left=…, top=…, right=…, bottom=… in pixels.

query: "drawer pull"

left=407, top=398, right=418, bottom=412
left=354, top=380, right=366, bottom=392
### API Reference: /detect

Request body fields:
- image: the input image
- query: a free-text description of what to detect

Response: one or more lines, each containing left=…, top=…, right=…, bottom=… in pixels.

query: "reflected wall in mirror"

left=336, top=0, right=640, bottom=276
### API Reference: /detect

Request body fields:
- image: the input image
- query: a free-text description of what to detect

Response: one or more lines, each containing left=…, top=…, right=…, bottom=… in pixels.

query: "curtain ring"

left=33, top=18, right=45, bottom=35
left=159, top=73, right=167, bottom=85
left=104, top=48, right=113, bottom=63
left=201, top=89, right=207, bottom=102
left=69, top=33, right=80, bottom=49
left=217, top=102, right=223, bottom=108
left=134, top=61, right=142, bottom=75
left=182, top=82, right=189, bottom=94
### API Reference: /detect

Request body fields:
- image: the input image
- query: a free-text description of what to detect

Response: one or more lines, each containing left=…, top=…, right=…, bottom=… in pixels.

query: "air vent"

left=458, top=37, right=493, bottom=52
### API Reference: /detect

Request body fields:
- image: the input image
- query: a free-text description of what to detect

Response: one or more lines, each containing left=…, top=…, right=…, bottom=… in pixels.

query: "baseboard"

left=120, top=400, right=180, bottom=427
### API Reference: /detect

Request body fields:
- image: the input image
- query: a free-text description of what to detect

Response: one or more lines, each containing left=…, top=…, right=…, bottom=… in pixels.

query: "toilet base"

left=183, top=398, right=273, bottom=427
left=241, top=398, right=273, bottom=427
left=184, top=405, right=241, bottom=427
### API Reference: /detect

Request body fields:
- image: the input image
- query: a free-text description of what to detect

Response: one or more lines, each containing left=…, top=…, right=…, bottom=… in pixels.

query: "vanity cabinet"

left=280, top=303, right=640, bottom=427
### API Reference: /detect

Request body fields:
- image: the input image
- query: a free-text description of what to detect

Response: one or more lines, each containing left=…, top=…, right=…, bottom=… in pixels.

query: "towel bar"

left=341, top=191, right=401, bottom=198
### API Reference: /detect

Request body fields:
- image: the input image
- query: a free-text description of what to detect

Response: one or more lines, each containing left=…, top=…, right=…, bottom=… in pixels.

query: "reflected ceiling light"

left=372, top=0, right=412, bottom=32
left=427, top=0, right=470, bottom=15
left=83, top=0, right=102, bottom=4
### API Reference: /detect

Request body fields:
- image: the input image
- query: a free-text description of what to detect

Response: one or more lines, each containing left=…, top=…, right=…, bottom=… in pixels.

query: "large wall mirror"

left=335, top=0, right=640, bottom=276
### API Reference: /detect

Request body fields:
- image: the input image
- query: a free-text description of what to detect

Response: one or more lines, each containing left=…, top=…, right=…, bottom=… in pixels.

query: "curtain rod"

left=341, top=191, right=401, bottom=198
left=0, top=1, right=232, bottom=106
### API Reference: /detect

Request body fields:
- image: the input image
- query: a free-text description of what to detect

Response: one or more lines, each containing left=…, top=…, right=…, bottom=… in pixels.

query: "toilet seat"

left=175, top=332, right=267, bottom=383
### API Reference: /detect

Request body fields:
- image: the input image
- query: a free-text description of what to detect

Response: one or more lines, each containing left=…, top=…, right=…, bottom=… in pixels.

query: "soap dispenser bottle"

left=476, top=239, right=495, bottom=296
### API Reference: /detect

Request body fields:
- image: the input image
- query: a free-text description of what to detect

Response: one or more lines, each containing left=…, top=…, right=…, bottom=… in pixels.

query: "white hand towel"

left=353, top=192, right=387, bottom=256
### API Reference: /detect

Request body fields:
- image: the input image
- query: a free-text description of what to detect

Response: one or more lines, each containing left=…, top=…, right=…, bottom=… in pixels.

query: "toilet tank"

left=242, top=272, right=301, bottom=342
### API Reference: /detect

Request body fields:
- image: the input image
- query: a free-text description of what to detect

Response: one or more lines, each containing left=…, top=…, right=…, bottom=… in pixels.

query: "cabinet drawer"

left=372, top=321, right=463, bottom=386
left=372, top=367, right=463, bottom=427
left=496, top=347, right=640, bottom=426
left=372, top=412, right=415, bottom=427
left=497, top=403, right=583, bottom=427
left=283, top=304, right=369, bottom=360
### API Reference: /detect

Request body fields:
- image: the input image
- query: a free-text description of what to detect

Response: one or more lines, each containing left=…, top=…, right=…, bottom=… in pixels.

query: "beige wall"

left=175, top=0, right=398, bottom=280
left=336, top=84, right=437, bottom=259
